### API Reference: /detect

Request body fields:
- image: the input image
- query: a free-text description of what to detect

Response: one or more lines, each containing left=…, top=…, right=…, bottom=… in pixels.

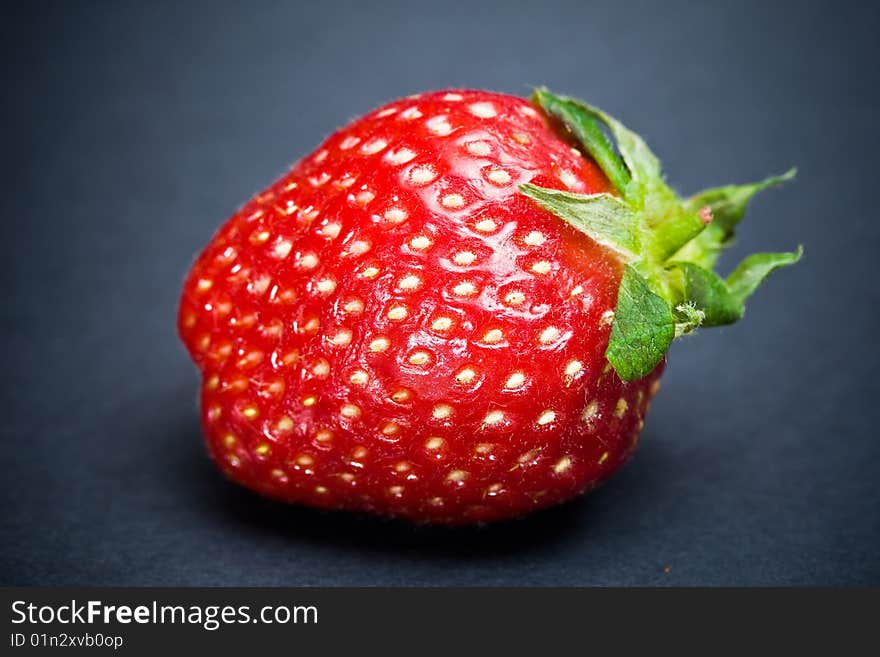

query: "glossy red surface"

left=179, top=90, right=661, bottom=523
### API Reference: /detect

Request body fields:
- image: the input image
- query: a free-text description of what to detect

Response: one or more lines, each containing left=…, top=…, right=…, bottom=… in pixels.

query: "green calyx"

left=521, top=88, right=802, bottom=381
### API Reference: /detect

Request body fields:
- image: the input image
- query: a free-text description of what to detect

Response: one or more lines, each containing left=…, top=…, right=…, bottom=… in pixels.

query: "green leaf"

left=531, top=89, right=661, bottom=202
left=593, top=107, right=661, bottom=192
left=672, top=262, right=743, bottom=326
left=531, top=89, right=709, bottom=262
left=647, top=204, right=709, bottom=263
left=675, top=169, right=796, bottom=269
left=669, top=247, right=802, bottom=327
left=532, top=89, right=631, bottom=194
left=519, top=184, right=641, bottom=258
left=726, top=247, right=803, bottom=307
left=606, top=264, right=675, bottom=381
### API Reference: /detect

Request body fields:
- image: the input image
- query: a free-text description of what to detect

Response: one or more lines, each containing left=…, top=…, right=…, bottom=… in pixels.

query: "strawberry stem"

left=522, top=89, right=801, bottom=381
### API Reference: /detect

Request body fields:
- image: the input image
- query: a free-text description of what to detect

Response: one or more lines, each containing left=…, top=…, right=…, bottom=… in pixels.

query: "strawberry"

left=178, top=89, right=799, bottom=524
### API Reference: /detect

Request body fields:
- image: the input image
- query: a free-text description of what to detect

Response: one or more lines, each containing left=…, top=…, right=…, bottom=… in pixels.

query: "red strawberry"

left=179, top=88, right=799, bottom=524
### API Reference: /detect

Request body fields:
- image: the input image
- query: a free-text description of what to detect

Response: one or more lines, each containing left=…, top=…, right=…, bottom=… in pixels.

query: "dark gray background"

left=2, top=0, right=878, bottom=586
